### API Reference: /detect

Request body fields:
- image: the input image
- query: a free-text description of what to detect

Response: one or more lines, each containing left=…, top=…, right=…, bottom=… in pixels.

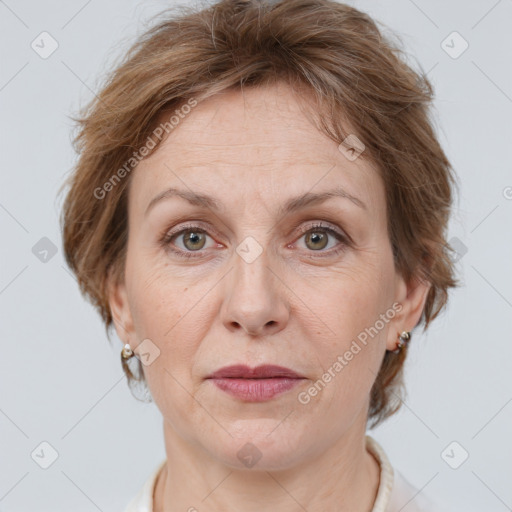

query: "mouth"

left=206, top=364, right=305, bottom=402
left=207, top=364, right=304, bottom=379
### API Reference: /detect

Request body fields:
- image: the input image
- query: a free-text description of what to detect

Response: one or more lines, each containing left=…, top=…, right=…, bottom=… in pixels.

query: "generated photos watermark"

left=93, top=98, right=198, bottom=200
left=297, top=301, right=403, bottom=405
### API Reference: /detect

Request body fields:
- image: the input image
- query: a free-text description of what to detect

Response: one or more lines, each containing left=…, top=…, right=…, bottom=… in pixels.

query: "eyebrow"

left=144, top=185, right=367, bottom=217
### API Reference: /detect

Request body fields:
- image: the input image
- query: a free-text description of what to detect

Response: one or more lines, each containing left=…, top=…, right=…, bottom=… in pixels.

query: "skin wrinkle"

left=109, top=82, right=430, bottom=512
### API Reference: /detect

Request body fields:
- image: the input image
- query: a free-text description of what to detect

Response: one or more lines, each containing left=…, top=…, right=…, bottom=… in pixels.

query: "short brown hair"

left=60, top=0, right=460, bottom=428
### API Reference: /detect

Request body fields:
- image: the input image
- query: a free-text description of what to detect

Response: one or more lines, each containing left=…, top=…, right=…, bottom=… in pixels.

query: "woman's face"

left=110, top=83, right=428, bottom=470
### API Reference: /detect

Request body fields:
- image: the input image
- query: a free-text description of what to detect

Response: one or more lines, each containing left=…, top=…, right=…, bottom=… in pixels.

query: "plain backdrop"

left=1, top=1, right=511, bottom=511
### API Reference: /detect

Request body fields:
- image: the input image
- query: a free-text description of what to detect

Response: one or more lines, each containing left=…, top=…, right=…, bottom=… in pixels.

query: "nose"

left=221, top=243, right=290, bottom=337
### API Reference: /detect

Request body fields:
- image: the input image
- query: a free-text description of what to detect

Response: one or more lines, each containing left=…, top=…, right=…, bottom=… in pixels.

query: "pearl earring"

left=121, top=343, right=134, bottom=360
left=392, top=331, right=411, bottom=354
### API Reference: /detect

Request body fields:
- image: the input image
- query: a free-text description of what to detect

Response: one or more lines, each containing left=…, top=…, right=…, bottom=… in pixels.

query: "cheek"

left=319, top=258, right=393, bottom=332
left=126, top=263, right=204, bottom=411
left=126, top=246, right=187, bottom=329
left=308, top=261, right=394, bottom=394
left=126, top=259, right=208, bottom=368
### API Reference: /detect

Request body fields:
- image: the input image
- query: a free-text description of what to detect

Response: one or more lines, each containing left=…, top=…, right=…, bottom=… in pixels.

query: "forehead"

left=129, top=83, right=384, bottom=216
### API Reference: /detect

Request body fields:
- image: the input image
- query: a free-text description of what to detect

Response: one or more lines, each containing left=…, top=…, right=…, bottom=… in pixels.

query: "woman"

left=60, top=0, right=459, bottom=510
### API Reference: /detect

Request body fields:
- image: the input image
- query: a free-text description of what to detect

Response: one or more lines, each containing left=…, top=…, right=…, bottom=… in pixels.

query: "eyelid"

left=291, top=219, right=351, bottom=245
left=161, top=218, right=347, bottom=243
left=294, top=219, right=343, bottom=235
left=292, top=221, right=349, bottom=251
left=161, top=220, right=222, bottom=244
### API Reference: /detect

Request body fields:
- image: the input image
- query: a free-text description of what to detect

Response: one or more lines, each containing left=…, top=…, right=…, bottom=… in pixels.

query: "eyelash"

left=160, top=221, right=350, bottom=260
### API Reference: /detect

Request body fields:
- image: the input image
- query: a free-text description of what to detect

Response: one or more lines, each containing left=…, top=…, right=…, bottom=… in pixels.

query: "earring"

left=121, top=343, right=134, bottom=360
left=392, top=331, right=411, bottom=354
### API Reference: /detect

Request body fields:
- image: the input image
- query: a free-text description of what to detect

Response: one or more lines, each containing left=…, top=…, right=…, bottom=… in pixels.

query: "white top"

left=123, top=435, right=441, bottom=512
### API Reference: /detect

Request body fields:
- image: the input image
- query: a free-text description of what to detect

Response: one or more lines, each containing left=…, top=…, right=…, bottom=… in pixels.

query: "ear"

left=385, top=272, right=432, bottom=351
left=107, top=271, right=136, bottom=346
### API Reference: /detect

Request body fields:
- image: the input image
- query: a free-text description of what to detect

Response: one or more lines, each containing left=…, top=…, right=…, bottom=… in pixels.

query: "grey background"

left=1, top=0, right=511, bottom=511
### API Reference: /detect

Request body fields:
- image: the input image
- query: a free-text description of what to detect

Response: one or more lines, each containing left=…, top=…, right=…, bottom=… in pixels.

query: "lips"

left=206, top=364, right=305, bottom=402
left=207, top=364, right=303, bottom=380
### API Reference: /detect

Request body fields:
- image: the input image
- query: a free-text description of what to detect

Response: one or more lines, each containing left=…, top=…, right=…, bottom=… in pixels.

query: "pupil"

left=186, top=231, right=204, bottom=250
left=307, top=231, right=327, bottom=250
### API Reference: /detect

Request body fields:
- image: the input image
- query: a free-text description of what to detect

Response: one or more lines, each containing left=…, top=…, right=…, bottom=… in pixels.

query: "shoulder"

left=122, top=459, right=166, bottom=512
left=365, top=435, right=446, bottom=512
left=387, top=468, right=445, bottom=512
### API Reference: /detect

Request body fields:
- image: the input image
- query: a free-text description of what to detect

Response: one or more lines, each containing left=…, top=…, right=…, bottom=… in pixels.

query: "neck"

left=153, top=418, right=380, bottom=512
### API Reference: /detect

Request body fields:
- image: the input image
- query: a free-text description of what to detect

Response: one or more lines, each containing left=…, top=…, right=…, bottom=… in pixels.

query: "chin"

left=205, top=420, right=308, bottom=471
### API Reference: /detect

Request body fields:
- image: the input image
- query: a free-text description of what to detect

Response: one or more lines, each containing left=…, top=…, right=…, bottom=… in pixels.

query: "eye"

left=294, top=222, right=349, bottom=257
left=160, top=221, right=349, bottom=260
left=161, top=224, right=219, bottom=259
